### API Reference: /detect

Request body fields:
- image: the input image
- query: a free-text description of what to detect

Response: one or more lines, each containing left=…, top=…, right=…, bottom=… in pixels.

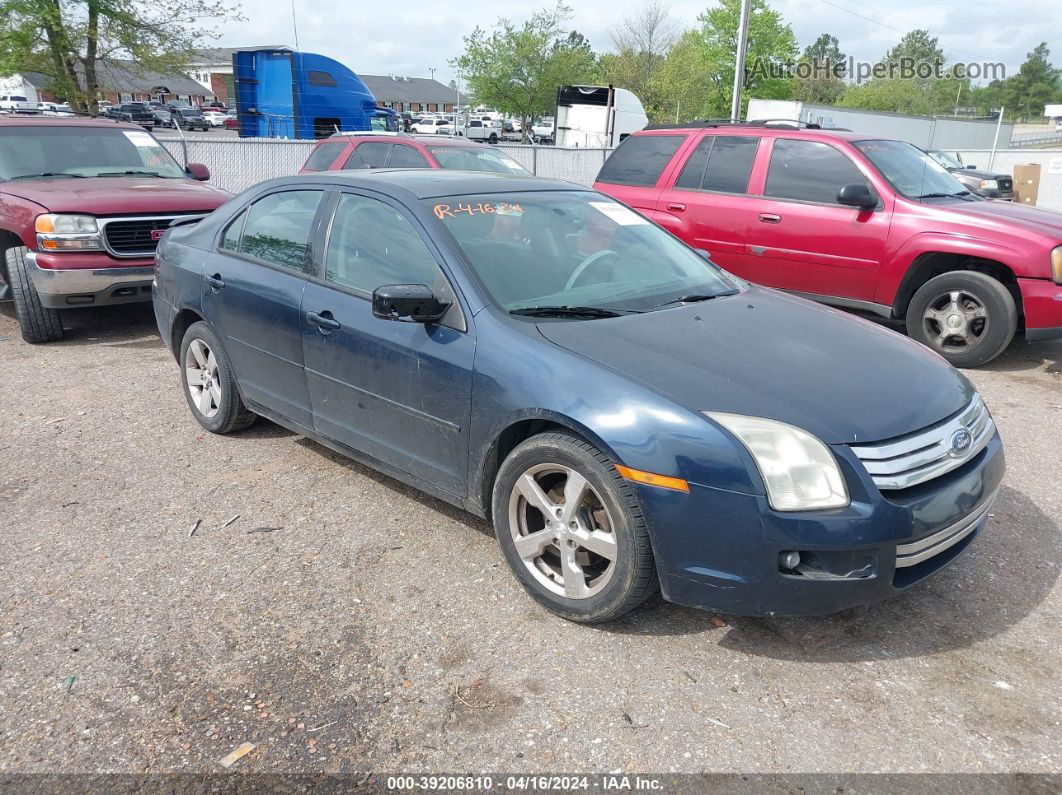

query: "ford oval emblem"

left=950, top=428, right=973, bottom=457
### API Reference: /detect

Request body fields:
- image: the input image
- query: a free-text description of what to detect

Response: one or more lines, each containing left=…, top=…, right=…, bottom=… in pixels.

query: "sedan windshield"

left=854, top=139, right=969, bottom=199
left=0, top=126, right=187, bottom=180
left=429, top=191, right=738, bottom=315
left=427, top=147, right=530, bottom=175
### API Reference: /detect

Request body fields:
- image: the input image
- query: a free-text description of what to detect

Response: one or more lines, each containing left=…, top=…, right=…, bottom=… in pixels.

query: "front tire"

left=5, top=246, right=63, bottom=343
left=179, top=321, right=256, bottom=434
left=905, top=271, right=1016, bottom=367
left=492, top=432, right=658, bottom=623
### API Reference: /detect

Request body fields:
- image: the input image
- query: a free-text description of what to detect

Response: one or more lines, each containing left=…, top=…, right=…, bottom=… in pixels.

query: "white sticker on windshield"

left=589, top=201, right=650, bottom=226
left=123, top=130, right=157, bottom=147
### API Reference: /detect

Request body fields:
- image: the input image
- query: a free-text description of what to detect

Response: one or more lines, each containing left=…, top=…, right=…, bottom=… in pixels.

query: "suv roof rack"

left=644, top=118, right=837, bottom=131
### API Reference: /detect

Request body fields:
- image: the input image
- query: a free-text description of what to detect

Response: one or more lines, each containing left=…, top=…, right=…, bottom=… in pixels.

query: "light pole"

left=428, top=67, right=436, bottom=81
left=729, top=0, right=751, bottom=121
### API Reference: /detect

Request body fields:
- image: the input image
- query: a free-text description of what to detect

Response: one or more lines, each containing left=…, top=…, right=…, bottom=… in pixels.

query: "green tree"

left=598, top=0, right=678, bottom=120
left=793, top=32, right=846, bottom=104
left=652, top=28, right=714, bottom=122
left=699, top=0, right=799, bottom=118
left=1000, top=43, right=1061, bottom=121
left=452, top=3, right=596, bottom=141
left=0, top=0, right=241, bottom=112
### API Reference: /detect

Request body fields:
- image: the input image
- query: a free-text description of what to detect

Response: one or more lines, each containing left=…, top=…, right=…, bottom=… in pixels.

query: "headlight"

left=705, top=413, right=849, bottom=511
left=1052, top=246, right=1062, bottom=285
left=979, top=179, right=999, bottom=190
left=35, top=213, right=101, bottom=251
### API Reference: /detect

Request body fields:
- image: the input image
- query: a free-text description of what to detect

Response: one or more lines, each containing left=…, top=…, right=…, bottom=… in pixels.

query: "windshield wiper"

left=916, top=191, right=971, bottom=199
left=95, top=170, right=168, bottom=177
left=652, top=292, right=734, bottom=310
left=509, top=305, right=632, bottom=318
left=8, top=172, right=86, bottom=180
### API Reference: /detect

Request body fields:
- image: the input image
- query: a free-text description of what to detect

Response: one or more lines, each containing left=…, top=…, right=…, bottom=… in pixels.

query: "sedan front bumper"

left=635, top=431, right=1006, bottom=616
left=26, top=251, right=155, bottom=309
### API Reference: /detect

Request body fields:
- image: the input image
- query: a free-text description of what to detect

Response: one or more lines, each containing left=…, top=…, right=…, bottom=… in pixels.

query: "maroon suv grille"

left=102, top=218, right=174, bottom=255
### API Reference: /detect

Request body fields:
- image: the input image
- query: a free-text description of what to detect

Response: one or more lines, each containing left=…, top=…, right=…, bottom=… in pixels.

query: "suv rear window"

left=303, top=141, right=347, bottom=172
left=675, top=136, right=759, bottom=194
left=596, top=134, right=685, bottom=187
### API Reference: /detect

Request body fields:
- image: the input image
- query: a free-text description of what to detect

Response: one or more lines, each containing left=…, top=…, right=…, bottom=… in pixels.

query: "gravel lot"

left=1, top=301, right=1060, bottom=777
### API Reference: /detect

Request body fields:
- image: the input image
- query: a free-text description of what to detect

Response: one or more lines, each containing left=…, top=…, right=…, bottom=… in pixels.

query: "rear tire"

left=179, top=321, right=256, bottom=434
left=492, top=432, right=658, bottom=623
left=5, top=246, right=63, bottom=343
left=905, top=271, right=1016, bottom=368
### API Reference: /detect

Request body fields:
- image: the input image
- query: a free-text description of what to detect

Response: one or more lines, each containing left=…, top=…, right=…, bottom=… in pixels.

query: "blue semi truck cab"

left=232, top=49, right=398, bottom=139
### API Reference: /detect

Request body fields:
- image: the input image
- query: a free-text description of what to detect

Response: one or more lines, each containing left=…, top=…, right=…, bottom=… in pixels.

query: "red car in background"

left=594, top=122, right=1062, bottom=367
left=298, top=132, right=531, bottom=176
left=0, top=116, right=231, bottom=342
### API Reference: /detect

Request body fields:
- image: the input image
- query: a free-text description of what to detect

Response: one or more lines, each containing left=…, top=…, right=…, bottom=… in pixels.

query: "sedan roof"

left=296, top=169, right=584, bottom=199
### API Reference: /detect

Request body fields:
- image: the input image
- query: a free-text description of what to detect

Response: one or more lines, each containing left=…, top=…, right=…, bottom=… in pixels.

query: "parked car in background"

left=223, top=112, right=239, bottom=131
left=205, top=101, right=228, bottom=110
left=925, top=150, right=1015, bottom=200
left=298, top=132, right=530, bottom=175
left=153, top=170, right=1004, bottom=623
left=202, top=109, right=227, bottom=127
left=594, top=122, right=1062, bottom=366
left=0, top=116, right=230, bottom=342
left=409, top=117, right=450, bottom=135
left=102, top=102, right=155, bottom=131
left=37, top=102, right=75, bottom=117
left=531, top=118, right=555, bottom=144
left=151, top=107, right=174, bottom=128
left=173, top=107, right=211, bottom=132
left=0, top=95, right=36, bottom=113
left=464, top=118, right=502, bottom=144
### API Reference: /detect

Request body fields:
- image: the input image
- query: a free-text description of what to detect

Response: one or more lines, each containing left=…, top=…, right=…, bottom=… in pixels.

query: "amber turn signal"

left=615, top=465, right=689, bottom=493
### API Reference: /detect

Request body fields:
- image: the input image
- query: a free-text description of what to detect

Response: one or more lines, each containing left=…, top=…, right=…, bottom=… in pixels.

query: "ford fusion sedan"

left=153, top=171, right=1004, bottom=623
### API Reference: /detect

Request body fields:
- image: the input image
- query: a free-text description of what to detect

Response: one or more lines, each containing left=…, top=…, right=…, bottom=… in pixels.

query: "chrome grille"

left=850, top=395, right=995, bottom=491
left=895, top=489, right=997, bottom=567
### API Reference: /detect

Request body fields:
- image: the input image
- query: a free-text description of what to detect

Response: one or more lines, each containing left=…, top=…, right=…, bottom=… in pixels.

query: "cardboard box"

left=1012, top=163, right=1041, bottom=206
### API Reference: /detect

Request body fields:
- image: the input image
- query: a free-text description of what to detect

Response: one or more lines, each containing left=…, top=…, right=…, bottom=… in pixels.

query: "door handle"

left=306, top=310, right=341, bottom=332
left=666, top=202, right=686, bottom=212
left=758, top=213, right=782, bottom=224
left=206, top=273, right=225, bottom=290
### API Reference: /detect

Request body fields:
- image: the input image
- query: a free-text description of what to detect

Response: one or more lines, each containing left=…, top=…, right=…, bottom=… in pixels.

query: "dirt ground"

left=0, top=302, right=1060, bottom=778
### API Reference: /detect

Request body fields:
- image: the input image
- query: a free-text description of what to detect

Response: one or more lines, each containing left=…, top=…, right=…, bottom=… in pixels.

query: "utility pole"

left=989, top=107, right=1004, bottom=170
left=290, top=0, right=300, bottom=51
left=729, top=0, right=751, bottom=121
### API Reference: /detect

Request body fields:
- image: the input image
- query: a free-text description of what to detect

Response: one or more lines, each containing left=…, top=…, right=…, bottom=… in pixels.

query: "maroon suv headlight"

left=35, top=213, right=102, bottom=251
left=1052, top=246, right=1062, bottom=284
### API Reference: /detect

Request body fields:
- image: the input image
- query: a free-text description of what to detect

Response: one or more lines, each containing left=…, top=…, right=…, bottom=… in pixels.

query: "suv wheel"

left=179, top=321, right=256, bottom=434
left=491, top=432, right=658, bottom=623
left=5, top=246, right=63, bottom=343
left=905, top=271, right=1016, bottom=368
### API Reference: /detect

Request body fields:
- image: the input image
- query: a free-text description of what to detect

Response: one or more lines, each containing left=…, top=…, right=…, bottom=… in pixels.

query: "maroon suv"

left=595, top=122, right=1062, bottom=367
left=0, top=117, right=231, bottom=342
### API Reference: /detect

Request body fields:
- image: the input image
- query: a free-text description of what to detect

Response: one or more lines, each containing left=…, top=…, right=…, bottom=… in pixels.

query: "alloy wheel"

left=507, top=463, right=618, bottom=599
left=921, top=289, right=989, bottom=353
left=184, top=338, right=222, bottom=418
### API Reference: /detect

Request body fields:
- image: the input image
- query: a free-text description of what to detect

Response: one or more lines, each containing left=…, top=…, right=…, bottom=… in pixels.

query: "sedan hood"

left=0, top=177, right=231, bottom=214
left=537, top=287, right=973, bottom=445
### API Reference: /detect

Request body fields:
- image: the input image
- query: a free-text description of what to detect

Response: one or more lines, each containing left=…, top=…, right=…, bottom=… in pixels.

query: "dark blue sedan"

left=153, top=171, right=1005, bottom=623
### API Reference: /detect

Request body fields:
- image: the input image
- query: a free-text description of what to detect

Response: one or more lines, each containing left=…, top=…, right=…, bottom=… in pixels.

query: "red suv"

left=0, top=117, right=232, bottom=342
left=594, top=122, right=1062, bottom=367
left=299, top=132, right=530, bottom=176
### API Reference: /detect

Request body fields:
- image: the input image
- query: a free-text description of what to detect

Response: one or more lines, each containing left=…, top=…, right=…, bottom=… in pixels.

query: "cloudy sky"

left=213, top=0, right=1061, bottom=85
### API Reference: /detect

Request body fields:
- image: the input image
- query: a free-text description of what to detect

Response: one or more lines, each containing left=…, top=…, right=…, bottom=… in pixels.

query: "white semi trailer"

left=553, top=85, right=648, bottom=148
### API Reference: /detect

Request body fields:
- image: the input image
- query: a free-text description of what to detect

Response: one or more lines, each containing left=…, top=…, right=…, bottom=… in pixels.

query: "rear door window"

left=303, top=142, right=347, bottom=172
left=236, top=190, right=324, bottom=272
left=674, top=136, right=759, bottom=193
left=345, top=142, right=391, bottom=169
left=765, top=139, right=868, bottom=205
left=596, top=134, right=685, bottom=187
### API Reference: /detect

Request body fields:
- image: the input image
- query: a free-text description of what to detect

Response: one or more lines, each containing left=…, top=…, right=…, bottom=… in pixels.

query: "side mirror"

left=372, top=284, right=450, bottom=323
left=837, top=183, right=877, bottom=210
left=186, top=163, right=210, bottom=181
